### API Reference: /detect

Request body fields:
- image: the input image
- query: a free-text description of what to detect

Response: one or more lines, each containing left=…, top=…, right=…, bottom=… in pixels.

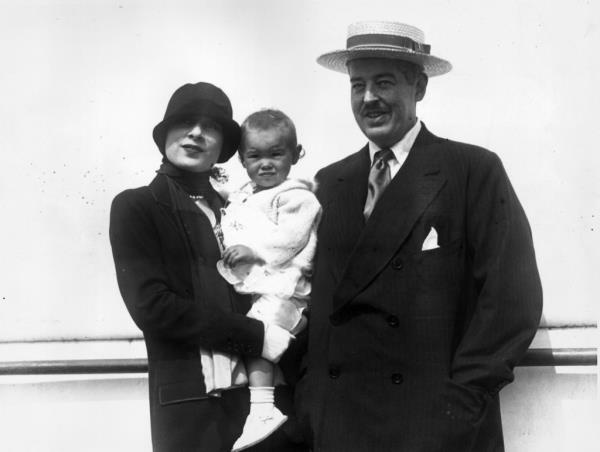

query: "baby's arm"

left=222, top=244, right=265, bottom=267
left=252, top=189, right=321, bottom=267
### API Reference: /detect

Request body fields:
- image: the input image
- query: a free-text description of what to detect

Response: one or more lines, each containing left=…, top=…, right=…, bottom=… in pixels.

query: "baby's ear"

left=238, top=151, right=247, bottom=167
left=293, top=144, right=305, bottom=164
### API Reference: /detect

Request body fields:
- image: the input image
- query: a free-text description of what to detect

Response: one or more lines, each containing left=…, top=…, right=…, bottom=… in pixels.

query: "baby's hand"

left=222, top=245, right=264, bottom=267
left=290, top=315, right=308, bottom=337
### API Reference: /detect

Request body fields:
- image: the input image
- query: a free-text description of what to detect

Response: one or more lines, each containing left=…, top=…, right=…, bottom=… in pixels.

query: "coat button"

left=391, top=373, right=404, bottom=384
left=387, top=315, right=399, bottom=328
left=329, top=366, right=341, bottom=379
left=330, top=314, right=341, bottom=326
left=392, top=258, right=404, bottom=270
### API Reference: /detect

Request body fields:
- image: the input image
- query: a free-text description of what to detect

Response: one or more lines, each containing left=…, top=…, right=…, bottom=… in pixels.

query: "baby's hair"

left=240, top=108, right=298, bottom=152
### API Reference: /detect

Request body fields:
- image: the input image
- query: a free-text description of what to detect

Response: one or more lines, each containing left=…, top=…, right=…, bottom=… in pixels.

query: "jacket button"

left=387, top=315, right=399, bottom=328
left=391, top=373, right=404, bottom=384
left=329, top=366, right=341, bottom=379
left=392, top=258, right=403, bottom=270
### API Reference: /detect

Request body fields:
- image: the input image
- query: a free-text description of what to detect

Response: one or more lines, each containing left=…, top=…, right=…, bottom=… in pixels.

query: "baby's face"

left=240, top=126, right=297, bottom=190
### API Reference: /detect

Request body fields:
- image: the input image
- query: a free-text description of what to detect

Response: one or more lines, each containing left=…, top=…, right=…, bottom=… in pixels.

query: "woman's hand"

left=222, top=244, right=265, bottom=267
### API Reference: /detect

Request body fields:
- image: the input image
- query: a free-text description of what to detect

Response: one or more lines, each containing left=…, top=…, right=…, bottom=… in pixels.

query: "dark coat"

left=109, top=174, right=303, bottom=452
left=296, top=125, right=543, bottom=452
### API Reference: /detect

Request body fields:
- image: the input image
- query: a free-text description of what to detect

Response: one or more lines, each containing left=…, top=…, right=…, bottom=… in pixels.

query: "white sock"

left=249, top=386, right=275, bottom=417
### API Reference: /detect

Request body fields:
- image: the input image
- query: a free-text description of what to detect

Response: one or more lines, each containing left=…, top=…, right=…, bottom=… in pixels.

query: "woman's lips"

left=182, top=144, right=203, bottom=152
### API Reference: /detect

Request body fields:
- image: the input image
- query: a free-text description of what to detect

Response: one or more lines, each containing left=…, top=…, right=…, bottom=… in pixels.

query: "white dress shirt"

left=368, top=119, right=422, bottom=179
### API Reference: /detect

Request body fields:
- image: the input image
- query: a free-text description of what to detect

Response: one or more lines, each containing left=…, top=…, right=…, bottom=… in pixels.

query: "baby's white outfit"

left=217, top=178, right=321, bottom=331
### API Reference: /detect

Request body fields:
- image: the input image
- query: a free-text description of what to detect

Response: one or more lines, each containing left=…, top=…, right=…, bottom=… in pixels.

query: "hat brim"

left=317, top=48, right=452, bottom=77
left=152, top=115, right=240, bottom=164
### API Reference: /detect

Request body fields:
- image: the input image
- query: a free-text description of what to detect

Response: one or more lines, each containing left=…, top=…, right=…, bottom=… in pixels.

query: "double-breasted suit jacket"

left=296, top=125, right=543, bottom=452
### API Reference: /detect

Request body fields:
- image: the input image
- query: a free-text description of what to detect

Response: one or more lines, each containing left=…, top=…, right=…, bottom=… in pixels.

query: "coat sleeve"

left=109, top=189, right=265, bottom=355
left=430, top=151, right=543, bottom=452
left=451, top=151, right=543, bottom=394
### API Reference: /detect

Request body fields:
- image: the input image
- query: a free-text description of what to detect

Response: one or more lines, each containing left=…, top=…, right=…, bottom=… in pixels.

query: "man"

left=295, top=21, right=543, bottom=452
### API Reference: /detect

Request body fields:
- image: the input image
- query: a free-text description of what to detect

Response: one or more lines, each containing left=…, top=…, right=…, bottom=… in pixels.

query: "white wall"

left=0, top=329, right=596, bottom=451
left=0, top=1, right=598, bottom=449
left=0, top=329, right=597, bottom=452
left=1, top=369, right=597, bottom=452
left=0, top=0, right=598, bottom=341
left=0, top=0, right=600, bottom=340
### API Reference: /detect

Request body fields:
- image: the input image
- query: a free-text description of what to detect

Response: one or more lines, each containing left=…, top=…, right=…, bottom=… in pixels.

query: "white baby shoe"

left=231, top=407, right=288, bottom=451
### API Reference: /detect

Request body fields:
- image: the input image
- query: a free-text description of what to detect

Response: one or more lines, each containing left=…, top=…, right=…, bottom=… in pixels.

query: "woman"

left=109, top=82, right=302, bottom=452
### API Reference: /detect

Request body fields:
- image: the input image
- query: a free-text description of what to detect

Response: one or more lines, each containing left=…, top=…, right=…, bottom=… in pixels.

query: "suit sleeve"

left=109, top=189, right=265, bottom=356
left=451, top=151, right=543, bottom=394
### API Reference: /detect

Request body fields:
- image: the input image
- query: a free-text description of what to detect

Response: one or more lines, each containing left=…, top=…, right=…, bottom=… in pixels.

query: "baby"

left=217, top=109, right=321, bottom=451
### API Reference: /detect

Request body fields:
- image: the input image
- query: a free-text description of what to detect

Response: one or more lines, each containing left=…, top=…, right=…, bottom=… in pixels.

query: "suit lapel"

left=332, top=126, right=447, bottom=312
left=317, top=148, right=370, bottom=285
left=329, top=146, right=371, bottom=230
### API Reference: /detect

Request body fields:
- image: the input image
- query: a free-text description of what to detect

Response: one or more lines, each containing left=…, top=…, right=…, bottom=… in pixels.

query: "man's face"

left=348, top=58, right=426, bottom=147
left=240, top=126, right=298, bottom=190
left=164, top=116, right=223, bottom=172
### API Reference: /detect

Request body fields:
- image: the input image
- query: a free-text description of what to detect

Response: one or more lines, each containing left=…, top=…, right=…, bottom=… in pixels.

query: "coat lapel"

left=332, top=126, right=447, bottom=312
left=150, top=174, right=223, bottom=265
left=150, top=173, right=172, bottom=207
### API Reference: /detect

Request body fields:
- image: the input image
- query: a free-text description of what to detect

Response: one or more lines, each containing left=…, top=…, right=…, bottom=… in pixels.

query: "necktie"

left=363, top=148, right=395, bottom=220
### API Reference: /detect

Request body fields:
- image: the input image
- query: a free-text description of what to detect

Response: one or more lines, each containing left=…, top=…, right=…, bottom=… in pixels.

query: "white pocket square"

left=421, top=227, right=439, bottom=251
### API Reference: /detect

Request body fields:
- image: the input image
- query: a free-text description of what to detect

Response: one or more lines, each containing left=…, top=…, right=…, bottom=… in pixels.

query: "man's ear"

left=415, top=72, right=428, bottom=102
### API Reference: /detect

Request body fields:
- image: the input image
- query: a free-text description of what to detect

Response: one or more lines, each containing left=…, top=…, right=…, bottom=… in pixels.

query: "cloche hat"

left=152, top=82, right=241, bottom=163
left=317, top=21, right=452, bottom=77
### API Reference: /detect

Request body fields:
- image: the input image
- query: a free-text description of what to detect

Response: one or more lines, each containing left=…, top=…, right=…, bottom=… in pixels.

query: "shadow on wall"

left=501, top=315, right=599, bottom=452
left=0, top=375, right=151, bottom=451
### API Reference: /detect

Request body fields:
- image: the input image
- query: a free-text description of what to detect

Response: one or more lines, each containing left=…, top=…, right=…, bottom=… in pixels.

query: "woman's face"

left=164, top=116, right=223, bottom=172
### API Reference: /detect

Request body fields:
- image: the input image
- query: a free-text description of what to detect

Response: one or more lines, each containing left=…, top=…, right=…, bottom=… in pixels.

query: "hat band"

left=347, top=34, right=431, bottom=54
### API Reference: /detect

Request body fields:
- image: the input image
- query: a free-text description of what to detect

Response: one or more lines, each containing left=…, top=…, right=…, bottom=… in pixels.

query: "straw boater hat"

left=317, top=21, right=452, bottom=77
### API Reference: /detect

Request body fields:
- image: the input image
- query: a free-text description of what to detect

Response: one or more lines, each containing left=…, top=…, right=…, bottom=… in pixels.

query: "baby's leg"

left=233, top=296, right=299, bottom=450
left=247, top=356, right=274, bottom=387
left=246, top=356, right=278, bottom=418
left=232, top=356, right=287, bottom=451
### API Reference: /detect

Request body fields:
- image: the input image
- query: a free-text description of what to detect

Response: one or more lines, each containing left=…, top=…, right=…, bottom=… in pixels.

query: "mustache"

left=360, top=102, right=389, bottom=115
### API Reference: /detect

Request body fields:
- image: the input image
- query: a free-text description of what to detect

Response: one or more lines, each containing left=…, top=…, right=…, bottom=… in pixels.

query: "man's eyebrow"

left=374, top=72, right=397, bottom=79
left=350, top=72, right=397, bottom=82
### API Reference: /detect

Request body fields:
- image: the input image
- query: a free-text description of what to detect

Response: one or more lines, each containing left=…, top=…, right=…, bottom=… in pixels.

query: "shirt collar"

left=368, top=119, right=422, bottom=163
